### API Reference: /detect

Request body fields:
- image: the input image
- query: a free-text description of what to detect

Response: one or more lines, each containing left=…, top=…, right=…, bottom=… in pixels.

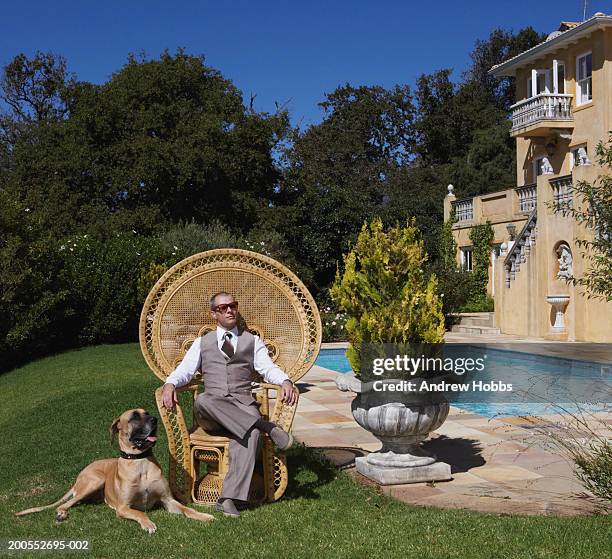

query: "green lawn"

left=1, top=344, right=610, bottom=559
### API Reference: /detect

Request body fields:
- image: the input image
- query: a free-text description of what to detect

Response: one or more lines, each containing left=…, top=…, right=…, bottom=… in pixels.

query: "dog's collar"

left=119, top=448, right=153, bottom=460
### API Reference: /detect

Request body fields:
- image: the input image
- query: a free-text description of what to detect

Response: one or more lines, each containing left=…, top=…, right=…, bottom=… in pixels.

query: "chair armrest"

left=258, top=382, right=300, bottom=432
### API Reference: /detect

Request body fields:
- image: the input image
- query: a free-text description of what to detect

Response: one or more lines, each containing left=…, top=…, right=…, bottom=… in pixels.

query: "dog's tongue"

left=146, top=436, right=157, bottom=442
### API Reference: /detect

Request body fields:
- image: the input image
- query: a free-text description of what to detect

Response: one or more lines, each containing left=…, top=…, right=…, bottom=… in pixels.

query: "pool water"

left=314, top=347, right=610, bottom=417
left=315, top=348, right=353, bottom=373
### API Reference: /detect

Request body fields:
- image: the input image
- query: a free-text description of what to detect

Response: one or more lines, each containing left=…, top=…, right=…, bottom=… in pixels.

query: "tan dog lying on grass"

left=16, top=409, right=213, bottom=533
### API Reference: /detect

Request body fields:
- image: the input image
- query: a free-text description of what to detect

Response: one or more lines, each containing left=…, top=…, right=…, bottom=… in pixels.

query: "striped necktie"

left=221, top=332, right=234, bottom=358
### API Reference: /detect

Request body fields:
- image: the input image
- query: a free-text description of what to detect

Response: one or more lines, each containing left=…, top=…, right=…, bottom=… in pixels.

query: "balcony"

left=510, top=94, right=574, bottom=138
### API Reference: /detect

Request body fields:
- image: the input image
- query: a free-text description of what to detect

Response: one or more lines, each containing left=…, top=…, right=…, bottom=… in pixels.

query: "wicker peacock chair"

left=139, top=249, right=321, bottom=505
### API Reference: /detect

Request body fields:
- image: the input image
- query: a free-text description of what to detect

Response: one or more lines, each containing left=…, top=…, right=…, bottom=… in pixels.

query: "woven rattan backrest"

left=140, top=249, right=321, bottom=383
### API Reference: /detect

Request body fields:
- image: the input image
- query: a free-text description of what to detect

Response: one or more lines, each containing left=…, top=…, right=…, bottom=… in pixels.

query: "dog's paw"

left=55, top=510, right=68, bottom=522
left=143, top=522, right=157, bottom=534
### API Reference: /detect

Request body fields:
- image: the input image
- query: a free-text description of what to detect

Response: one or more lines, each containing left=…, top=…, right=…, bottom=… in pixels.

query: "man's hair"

left=210, top=292, right=234, bottom=310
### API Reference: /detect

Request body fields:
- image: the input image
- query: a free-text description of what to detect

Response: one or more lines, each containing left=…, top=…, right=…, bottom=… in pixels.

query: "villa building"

left=443, top=13, right=612, bottom=342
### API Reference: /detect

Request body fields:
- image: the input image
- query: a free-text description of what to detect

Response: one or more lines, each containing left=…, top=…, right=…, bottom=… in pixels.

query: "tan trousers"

left=194, top=393, right=261, bottom=501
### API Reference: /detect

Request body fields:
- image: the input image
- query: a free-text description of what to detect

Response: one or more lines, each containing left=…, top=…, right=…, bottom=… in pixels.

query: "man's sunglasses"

left=213, top=302, right=238, bottom=313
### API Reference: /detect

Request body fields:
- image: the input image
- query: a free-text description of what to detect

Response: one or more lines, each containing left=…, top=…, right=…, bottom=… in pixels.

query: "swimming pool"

left=314, top=347, right=611, bottom=417
left=315, top=347, right=354, bottom=373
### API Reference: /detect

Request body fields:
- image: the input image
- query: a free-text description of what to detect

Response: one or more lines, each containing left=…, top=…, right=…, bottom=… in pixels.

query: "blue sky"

left=1, top=1, right=609, bottom=127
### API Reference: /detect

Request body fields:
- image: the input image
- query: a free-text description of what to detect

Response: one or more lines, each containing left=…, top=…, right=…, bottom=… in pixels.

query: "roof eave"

left=488, top=16, right=612, bottom=77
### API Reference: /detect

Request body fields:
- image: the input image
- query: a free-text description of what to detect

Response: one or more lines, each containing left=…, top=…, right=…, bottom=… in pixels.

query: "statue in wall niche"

left=577, top=147, right=591, bottom=166
left=541, top=157, right=554, bottom=175
left=556, top=243, right=573, bottom=280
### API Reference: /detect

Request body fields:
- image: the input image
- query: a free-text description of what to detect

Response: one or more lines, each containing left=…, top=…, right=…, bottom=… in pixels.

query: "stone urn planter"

left=336, top=373, right=451, bottom=484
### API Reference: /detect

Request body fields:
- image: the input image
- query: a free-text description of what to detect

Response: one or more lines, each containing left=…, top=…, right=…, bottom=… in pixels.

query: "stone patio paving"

left=293, top=361, right=610, bottom=516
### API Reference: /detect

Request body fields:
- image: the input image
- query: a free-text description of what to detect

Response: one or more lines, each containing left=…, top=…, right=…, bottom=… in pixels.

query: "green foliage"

left=59, top=232, right=168, bottom=344
left=463, top=26, right=547, bottom=111
left=330, top=219, right=445, bottom=379
left=0, top=50, right=296, bottom=371
left=275, top=83, right=416, bottom=288
left=430, top=209, right=479, bottom=323
left=461, top=294, right=495, bottom=313
left=160, top=219, right=243, bottom=261
left=427, top=263, right=474, bottom=324
left=439, top=209, right=458, bottom=270
left=554, top=135, right=612, bottom=301
left=137, top=263, right=169, bottom=305
left=0, top=51, right=74, bottom=147
left=574, top=439, right=612, bottom=502
left=469, top=222, right=494, bottom=298
left=0, top=192, right=69, bottom=370
left=1, top=50, right=289, bottom=240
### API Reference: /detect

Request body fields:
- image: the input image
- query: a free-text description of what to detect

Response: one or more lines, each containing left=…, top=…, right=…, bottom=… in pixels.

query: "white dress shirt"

left=164, top=326, right=290, bottom=388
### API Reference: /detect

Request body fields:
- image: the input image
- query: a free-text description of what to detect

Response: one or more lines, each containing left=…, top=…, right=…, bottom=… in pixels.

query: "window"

left=557, top=62, right=565, bottom=94
left=461, top=247, right=473, bottom=272
left=536, top=71, right=549, bottom=94
left=527, top=76, right=532, bottom=98
left=576, top=52, right=592, bottom=105
left=527, top=70, right=551, bottom=98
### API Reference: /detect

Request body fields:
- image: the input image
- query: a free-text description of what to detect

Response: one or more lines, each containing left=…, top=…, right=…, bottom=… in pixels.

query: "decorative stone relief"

left=556, top=243, right=573, bottom=280
left=577, top=147, right=591, bottom=166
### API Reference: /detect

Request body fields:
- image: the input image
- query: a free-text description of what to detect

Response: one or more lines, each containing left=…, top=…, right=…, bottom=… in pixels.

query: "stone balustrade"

left=453, top=198, right=473, bottom=222
left=515, top=183, right=537, bottom=213
left=550, top=174, right=573, bottom=211
left=510, top=93, right=573, bottom=131
left=504, top=209, right=537, bottom=287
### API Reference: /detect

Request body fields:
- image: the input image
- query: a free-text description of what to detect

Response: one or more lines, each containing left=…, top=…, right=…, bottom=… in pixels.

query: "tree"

left=463, top=27, right=547, bottom=111
left=330, top=218, right=445, bottom=381
left=413, top=27, right=544, bottom=197
left=275, top=84, right=416, bottom=289
left=1, top=50, right=290, bottom=238
left=0, top=50, right=292, bottom=371
left=0, top=51, right=74, bottom=147
left=0, top=51, right=74, bottom=121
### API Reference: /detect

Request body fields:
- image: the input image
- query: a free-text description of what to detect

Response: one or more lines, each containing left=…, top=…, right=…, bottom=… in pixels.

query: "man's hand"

left=162, top=383, right=179, bottom=410
left=280, top=379, right=297, bottom=406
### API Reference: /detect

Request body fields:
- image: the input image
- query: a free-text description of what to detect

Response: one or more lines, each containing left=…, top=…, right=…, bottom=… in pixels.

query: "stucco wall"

left=448, top=26, right=612, bottom=342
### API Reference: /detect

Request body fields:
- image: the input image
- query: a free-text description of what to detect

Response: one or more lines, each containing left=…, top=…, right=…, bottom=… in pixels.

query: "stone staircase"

left=505, top=208, right=537, bottom=287
left=450, top=312, right=500, bottom=335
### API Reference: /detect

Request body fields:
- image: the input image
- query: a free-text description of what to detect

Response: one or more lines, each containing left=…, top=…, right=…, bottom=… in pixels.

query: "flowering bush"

left=59, top=231, right=167, bottom=343
left=319, top=302, right=348, bottom=342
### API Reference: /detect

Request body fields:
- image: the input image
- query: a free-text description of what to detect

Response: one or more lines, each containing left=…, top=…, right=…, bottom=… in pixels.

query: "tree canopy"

left=0, top=27, right=555, bottom=370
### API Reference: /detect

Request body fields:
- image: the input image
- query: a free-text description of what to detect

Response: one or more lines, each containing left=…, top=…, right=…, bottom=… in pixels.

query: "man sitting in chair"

left=161, top=292, right=297, bottom=518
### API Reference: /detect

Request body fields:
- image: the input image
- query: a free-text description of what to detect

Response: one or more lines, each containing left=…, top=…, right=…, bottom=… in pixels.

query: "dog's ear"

left=110, top=417, right=121, bottom=446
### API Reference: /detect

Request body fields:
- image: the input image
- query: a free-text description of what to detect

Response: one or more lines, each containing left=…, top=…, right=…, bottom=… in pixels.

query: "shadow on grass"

left=423, top=436, right=485, bottom=473
left=283, top=444, right=339, bottom=500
